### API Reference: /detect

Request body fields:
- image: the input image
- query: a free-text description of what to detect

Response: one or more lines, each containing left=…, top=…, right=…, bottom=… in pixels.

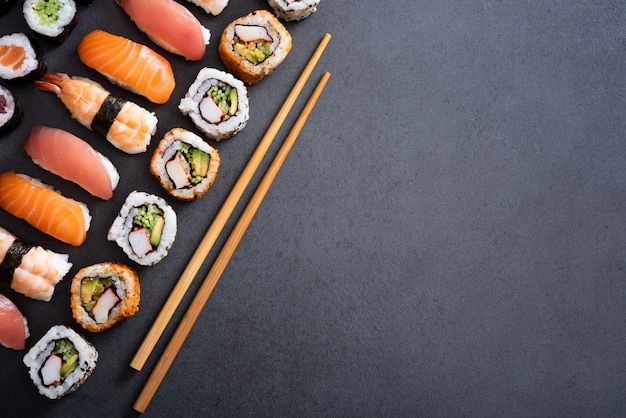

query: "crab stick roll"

left=0, top=33, right=46, bottom=83
left=179, top=67, right=249, bottom=141
left=24, top=125, right=120, bottom=200
left=267, top=0, right=321, bottom=21
left=0, top=171, right=91, bottom=246
left=218, top=10, right=292, bottom=85
left=23, top=325, right=97, bottom=399
left=108, top=191, right=177, bottom=266
left=150, top=128, right=220, bottom=201
left=35, top=73, right=158, bottom=154
left=0, top=84, right=23, bottom=136
left=0, top=293, right=29, bottom=350
left=70, top=262, right=140, bottom=332
left=23, top=0, right=78, bottom=44
left=0, top=226, right=72, bottom=302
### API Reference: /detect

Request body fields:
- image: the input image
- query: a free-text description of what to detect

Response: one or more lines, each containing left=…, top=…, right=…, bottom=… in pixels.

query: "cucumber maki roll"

left=23, top=0, right=78, bottom=44
left=107, top=191, right=177, bottom=266
left=70, top=262, right=140, bottom=332
left=0, top=33, right=47, bottom=83
left=179, top=68, right=249, bottom=141
left=0, top=85, right=23, bottom=136
left=23, top=325, right=97, bottom=399
left=150, top=128, right=220, bottom=201
left=267, top=0, right=321, bottom=22
left=218, top=10, right=292, bottom=85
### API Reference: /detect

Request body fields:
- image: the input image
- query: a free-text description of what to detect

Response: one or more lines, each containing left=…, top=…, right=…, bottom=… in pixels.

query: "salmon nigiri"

left=35, top=72, right=157, bottom=154
left=77, top=29, right=175, bottom=104
left=116, top=0, right=211, bottom=61
left=0, top=171, right=91, bottom=246
left=24, top=125, right=120, bottom=200
left=0, top=226, right=71, bottom=302
left=0, top=293, right=29, bottom=350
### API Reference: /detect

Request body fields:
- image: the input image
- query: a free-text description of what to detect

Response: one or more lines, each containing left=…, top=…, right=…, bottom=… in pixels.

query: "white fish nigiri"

left=0, top=293, right=29, bottom=350
left=24, top=125, right=120, bottom=200
left=116, top=0, right=210, bottom=61
left=185, top=0, right=228, bottom=16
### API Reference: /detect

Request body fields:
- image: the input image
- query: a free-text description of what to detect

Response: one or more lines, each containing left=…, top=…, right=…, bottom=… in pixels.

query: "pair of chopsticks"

left=132, top=33, right=332, bottom=413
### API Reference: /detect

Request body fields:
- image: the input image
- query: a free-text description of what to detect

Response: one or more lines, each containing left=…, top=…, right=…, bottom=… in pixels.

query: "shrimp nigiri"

left=35, top=72, right=157, bottom=154
left=0, top=171, right=91, bottom=246
left=116, top=0, right=211, bottom=61
left=78, top=29, right=175, bottom=104
left=0, top=226, right=72, bottom=302
left=0, top=293, right=29, bottom=349
left=24, top=125, right=120, bottom=200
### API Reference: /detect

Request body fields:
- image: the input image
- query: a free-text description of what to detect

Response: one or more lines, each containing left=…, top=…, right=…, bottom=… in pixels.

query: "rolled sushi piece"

left=23, top=0, right=78, bottom=44
left=185, top=0, right=228, bottom=16
left=70, top=262, right=140, bottom=332
left=0, top=293, right=29, bottom=350
left=0, top=226, right=72, bottom=302
left=218, top=10, right=292, bottom=85
left=108, top=191, right=177, bottom=266
left=0, top=84, right=23, bottom=136
left=267, top=0, right=321, bottom=21
left=150, top=128, right=220, bottom=201
left=179, top=68, right=249, bottom=141
left=0, top=33, right=46, bottom=83
left=23, top=325, right=97, bottom=399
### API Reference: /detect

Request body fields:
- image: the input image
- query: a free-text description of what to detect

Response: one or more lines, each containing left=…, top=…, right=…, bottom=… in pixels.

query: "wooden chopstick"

left=130, top=33, right=331, bottom=372
left=133, top=71, right=331, bottom=414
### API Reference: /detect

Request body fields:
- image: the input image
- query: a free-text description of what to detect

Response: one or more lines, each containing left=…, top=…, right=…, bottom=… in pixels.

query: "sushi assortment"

left=0, top=0, right=323, bottom=403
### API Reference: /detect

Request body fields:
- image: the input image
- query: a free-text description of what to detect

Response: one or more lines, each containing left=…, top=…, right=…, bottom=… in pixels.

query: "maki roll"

left=0, top=226, right=72, bottom=302
left=108, top=191, right=177, bottom=266
left=179, top=67, right=249, bottom=141
left=23, top=0, right=78, bottom=44
left=70, top=262, right=140, bottom=332
left=267, top=0, right=321, bottom=21
left=23, top=325, right=97, bottom=399
left=218, top=10, right=292, bottom=85
left=0, top=33, right=46, bottom=83
left=150, top=128, right=220, bottom=201
left=0, top=84, right=23, bottom=136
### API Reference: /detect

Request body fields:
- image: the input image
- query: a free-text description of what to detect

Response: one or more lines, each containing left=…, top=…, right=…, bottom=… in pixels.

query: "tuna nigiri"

left=77, top=29, right=175, bottom=104
left=0, top=171, right=91, bottom=246
left=0, top=293, right=29, bottom=350
left=24, top=125, right=120, bottom=200
left=0, top=227, right=72, bottom=302
left=35, top=72, right=157, bottom=154
left=116, top=0, right=210, bottom=61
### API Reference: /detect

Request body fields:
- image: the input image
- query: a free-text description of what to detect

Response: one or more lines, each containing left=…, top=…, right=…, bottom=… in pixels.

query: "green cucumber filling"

left=233, top=37, right=273, bottom=65
left=80, top=276, right=116, bottom=313
left=33, top=0, right=63, bottom=26
left=207, top=82, right=238, bottom=122
left=53, top=339, right=78, bottom=380
left=134, top=203, right=165, bottom=248
left=170, top=143, right=210, bottom=186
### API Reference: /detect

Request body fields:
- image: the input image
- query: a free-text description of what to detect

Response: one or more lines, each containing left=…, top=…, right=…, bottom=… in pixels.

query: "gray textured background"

left=0, top=1, right=624, bottom=417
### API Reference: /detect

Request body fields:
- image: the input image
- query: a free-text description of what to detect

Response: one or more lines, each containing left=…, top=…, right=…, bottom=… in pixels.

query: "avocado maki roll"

left=107, top=191, right=177, bottom=266
left=0, top=84, right=23, bottom=136
left=150, top=128, right=220, bottom=201
left=70, top=262, right=140, bottom=332
left=23, top=0, right=78, bottom=44
left=218, top=10, right=292, bottom=85
left=23, top=325, right=97, bottom=399
left=267, top=0, right=321, bottom=21
left=0, top=33, right=47, bottom=83
left=179, top=68, right=249, bottom=141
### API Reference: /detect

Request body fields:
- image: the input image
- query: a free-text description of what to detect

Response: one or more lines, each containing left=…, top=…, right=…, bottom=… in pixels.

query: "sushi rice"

left=23, top=0, right=78, bottom=44
left=267, top=0, right=321, bottom=21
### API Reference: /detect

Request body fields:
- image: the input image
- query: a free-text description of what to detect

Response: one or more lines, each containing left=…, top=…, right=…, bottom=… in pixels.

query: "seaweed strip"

left=91, top=94, right=126, bottom=138
left=0, top=239, right=32, bottom=282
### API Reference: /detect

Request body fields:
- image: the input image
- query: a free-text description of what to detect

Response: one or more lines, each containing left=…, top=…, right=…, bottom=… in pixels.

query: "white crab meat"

left=166, top=152, right=190, bottom=189
left=92, top=287, right=121, bottom=324
left=41, top=354, right=62, bottom=386
left=234, top=24, right=272, bottom=43
left=199, top=96, right=224, bottom=124
left=129, top=228, right=152, bottom=257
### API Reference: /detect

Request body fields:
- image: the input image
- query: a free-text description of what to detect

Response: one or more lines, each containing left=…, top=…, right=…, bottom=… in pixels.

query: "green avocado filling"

left=233, top=37, right=273, bottom=65
left=80, top=276, right=115, bottom=313
left=206, top=82, right=238, bottom=122
left=133, top=203, right=165, bottom=247
left=171, top=143, right=211, bottom=186
left=52, top=339, right=78, bottom=380
left=33, top=0, right=63, bottom=26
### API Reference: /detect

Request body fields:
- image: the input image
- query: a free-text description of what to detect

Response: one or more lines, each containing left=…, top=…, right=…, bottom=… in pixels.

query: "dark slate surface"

left=0, top=1, right=625, bottom=417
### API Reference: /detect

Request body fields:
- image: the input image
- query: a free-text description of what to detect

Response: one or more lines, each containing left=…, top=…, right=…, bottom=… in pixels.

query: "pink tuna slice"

left=24, top=125, right=117, bottom=200
left=166, top=152, right=190, bottom=189
left=234, top=25, right=273, bottom=43
left=200, top=96, right=224, bottom=124
left=41, top=354, right=62, bottom=385
left=92, top=287, right=121, bottom=324
left=0, top=293, right=27, bottom=350
left=116, top=0, right=209, bottom=61
left=129, top=228, right=153, bottom=257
